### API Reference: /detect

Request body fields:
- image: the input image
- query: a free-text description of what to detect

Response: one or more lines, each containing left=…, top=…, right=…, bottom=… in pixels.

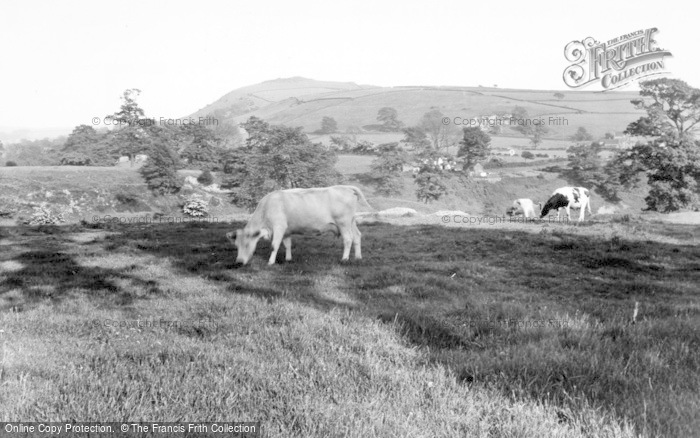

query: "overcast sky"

left=0, top=0, right=696, bottom=129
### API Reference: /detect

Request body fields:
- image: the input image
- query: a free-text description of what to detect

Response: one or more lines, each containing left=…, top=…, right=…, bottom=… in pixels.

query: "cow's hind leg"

left=351, top=220, right=362, bottom=260
left=282, top=237, right=292, bottom=261
left=339, top=224, right=353, bottom=261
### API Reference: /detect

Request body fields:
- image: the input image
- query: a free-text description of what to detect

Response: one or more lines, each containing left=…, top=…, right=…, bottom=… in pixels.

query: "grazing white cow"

left=226, top=185, right=371, bottom=265
left=506, top=198, right=540, bottom=218
left=540, top=186, right=592, bottom=222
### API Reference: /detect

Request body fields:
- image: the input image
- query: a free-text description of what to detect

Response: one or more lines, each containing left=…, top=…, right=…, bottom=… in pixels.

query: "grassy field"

left=1, top=217, right=699, bottom=437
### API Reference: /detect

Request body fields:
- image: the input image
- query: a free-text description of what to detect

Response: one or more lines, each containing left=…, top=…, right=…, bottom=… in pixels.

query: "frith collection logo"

left=563, top=28, right=672, bottom=90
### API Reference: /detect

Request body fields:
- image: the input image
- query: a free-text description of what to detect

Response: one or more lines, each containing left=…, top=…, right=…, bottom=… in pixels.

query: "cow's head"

left=227, top=228, right=270, bottom=265
left=540, top=194, right=568, bottom=218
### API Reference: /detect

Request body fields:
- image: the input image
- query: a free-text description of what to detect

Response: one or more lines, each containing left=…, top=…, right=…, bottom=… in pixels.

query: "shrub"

left=115, top=192, right=139, bottom=206
left=350, top=140, right=377, bottom=155
left=197, top=170, right=214, bottom=186
left=24, top=205, right=65, bottom=225
left=5, top=161, right=17, bottom=167
left=521, top=151, right=535, bottom=160
left=183, top=196, right=209, bottom=217
left=60, top=153, right=92, bottom=166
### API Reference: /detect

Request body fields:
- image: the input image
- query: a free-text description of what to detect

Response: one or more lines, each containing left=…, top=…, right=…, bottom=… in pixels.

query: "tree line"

left=4, top=78, right=699, bottom=213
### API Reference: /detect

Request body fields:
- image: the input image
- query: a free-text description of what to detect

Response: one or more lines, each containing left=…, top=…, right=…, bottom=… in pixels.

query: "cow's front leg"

left=282, top=237, right=292, bottom=261
left=565, top=206, right=572, bottom=221
left=268, top=229, right=285, bottom=265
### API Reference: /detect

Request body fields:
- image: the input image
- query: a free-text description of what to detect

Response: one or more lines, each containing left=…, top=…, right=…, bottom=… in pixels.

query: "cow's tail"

left=350, top=186, right=373, bottom=211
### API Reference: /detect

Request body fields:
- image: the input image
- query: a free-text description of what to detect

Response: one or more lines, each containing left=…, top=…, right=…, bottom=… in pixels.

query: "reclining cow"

left=227, top=185, right=371, bottom=265
left=506, top=198, right=540, bottom=218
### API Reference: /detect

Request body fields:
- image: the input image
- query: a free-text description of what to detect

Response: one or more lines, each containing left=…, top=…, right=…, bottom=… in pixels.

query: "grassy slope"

left=198, top=79, right=644, bottom=139
left=0, top=157, right=649, bottom=223
left=0, top=166, right=247, bottom=224
left=1, top=219, right=698, bottom=436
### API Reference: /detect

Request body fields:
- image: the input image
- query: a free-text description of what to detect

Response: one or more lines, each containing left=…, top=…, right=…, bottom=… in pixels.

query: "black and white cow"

left=540, top=187, right=592, bottom=222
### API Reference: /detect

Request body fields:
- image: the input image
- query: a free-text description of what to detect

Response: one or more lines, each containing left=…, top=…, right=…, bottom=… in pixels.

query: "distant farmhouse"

left=116, top=154, right=148, bottom=166
left=603, top=132, right=635, bottom=149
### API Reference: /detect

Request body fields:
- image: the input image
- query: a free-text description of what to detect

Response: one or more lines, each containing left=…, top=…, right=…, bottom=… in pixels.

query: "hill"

left=189, top=77, right=645, bottom=140
left=189, top=76, right=373, bottom=121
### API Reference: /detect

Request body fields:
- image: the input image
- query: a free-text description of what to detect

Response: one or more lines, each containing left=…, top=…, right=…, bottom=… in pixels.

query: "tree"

left=319, top=116, right=338, bottom=134
left=571, top=126, right=593, bottom=142
left=227, top=117, right=342, bottom=210
left=377, top=107, right=404, bottom=132
left=511, top=106, right=529, bottom=124
left=521, top=151, right=535, bottom=160
left=401, top=127, right=431, bottom=153
left=178, top=123, right=226, bottom=171
left=3, top=138, right=63, bottom=166
left=605, top=132, right=615, bottom=140
left=565, top=142, right=622, bottom=202
left=369, top=142, right=409, bottom=196
left=625, top=78, right=700, bottom=138
left=510, top=106, right=549, bottom=145
left=106, top=89, right=151, bottom=166
left=60, top=125, right=116, bottom=166
left=209, top=118, right=243, bottom=149
left=617, top=78, right=700, bottom=211
left=457, top=127, right=491, bottom=172
left=415, top=171, right=447, bottom=204
left=419, top=110, right=460, bottom=152
left=62, top=125, right=101, bottom=153
left=139, top=133, right=182, bottom=195
left=529, top=123, right=548, bottom=148
left=329, top=134, right=352, bottom=152
left=614, top=138, right=700, bottom=211
left=554, top=92, right=565, bottom=100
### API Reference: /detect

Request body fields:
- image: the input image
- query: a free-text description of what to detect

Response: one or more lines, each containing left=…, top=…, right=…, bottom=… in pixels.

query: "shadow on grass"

left=0, top=226, right=164, bottom=311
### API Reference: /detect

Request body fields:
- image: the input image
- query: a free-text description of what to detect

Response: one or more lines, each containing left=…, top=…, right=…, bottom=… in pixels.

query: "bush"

left=5, top=161, right=17, bottom=167
left=183, top=196, right=209, bottom=217
left=521, top=151, right=535, bottom=160
left=24, top=205, right=65, bottom=225
left=115, top=192, right=139, bottom=206
left=197, top=170, right=214, bottom=186
left=60, top=153, right=92, bottom=166
left=350, top=140, right=377, bottom=155
left=140, top=143, right=182, bottom=195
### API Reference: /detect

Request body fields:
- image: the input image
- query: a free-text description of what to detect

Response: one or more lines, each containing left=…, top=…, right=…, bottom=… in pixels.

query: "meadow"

left=1, top=215, right=699, bottom=437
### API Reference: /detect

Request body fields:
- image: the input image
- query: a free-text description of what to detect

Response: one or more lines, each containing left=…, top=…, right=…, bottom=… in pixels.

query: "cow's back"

left=261, top=186, right=359, bottom=231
